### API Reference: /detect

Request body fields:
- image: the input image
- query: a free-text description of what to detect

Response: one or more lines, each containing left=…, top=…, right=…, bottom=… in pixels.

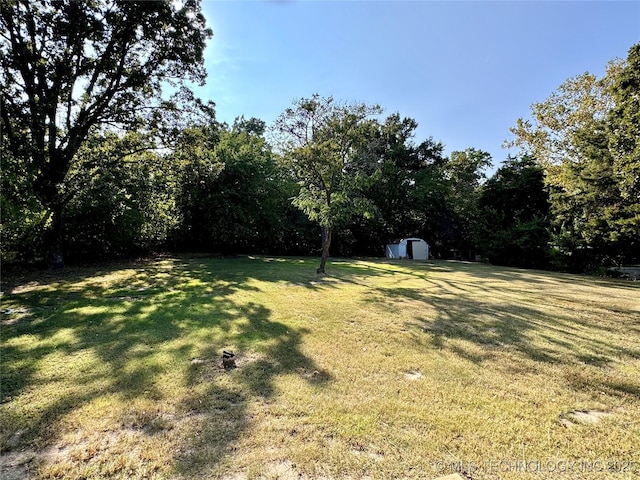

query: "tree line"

left=1, top=1, right=638, bottom=274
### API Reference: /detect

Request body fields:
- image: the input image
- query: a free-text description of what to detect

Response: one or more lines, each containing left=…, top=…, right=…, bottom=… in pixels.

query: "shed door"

left=412, top=241, right=428, bottom=260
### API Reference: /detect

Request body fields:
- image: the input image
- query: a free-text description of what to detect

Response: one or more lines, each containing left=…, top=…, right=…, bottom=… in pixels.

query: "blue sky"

left=194, top=0, right=640, bottom=170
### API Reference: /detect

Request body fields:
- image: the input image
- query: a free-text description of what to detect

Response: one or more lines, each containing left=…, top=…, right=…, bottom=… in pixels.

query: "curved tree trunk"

left=317, top=227, right=332, bottom=274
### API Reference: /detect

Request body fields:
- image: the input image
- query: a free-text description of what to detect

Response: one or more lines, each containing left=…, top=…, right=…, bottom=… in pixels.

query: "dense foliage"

left=1, top=0, right=211, bottom=263
left=1, top=2, right=637, bottom=274
left=508, top=43, right=640, bottom=271
left=475, top=156, right=551, bottom=268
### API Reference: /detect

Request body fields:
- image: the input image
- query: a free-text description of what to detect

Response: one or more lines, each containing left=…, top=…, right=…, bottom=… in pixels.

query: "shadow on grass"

left=371, top=280, right=640, bottom=399
left=0, top=255, right=338, bottom=475
left=3, top=255, right=639, bottom=475
left=175, top=310, right=329, bottom=476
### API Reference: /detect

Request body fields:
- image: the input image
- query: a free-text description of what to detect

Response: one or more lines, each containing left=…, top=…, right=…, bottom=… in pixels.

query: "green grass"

left=1, top=255, right=639, bottom=479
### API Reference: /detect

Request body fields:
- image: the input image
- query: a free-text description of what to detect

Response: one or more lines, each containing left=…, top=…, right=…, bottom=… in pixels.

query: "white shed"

left=386, top=238, right=429, bottom=260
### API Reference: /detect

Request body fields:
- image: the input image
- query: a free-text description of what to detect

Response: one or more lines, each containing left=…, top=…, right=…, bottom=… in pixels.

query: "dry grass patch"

left=1, top=256, right=639, bottom=479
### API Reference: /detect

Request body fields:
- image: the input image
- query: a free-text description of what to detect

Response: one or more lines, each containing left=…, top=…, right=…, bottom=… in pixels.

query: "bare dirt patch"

left=559, top=409, right=613, bottom=427
left=403, top=370, right=423, bottom=380
left=0, top=450, right=36, bottom=480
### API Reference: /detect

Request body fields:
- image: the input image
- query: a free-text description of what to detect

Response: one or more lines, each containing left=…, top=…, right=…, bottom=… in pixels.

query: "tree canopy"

left=273, top=94, right=382, bottom=273
left=1, top=0, right=212, bottom=262
left=508, top=41, right=640, bottom=270
left=475, top=155, right=551, bottom=268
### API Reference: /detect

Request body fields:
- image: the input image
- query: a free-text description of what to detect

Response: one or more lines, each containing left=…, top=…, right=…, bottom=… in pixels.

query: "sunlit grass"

left=1, top=256, right=639, bottom=479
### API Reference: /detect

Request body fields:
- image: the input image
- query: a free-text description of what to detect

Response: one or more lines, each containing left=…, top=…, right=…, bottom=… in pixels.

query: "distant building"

left=386, top=238, right=429, bottom=260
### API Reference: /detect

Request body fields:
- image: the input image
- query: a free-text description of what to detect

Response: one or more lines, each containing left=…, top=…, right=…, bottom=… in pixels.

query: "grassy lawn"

left=1, top=256, right=639, bottom=479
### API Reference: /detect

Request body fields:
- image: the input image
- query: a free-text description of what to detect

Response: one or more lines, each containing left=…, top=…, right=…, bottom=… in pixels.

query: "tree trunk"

left=317, top=227, right=332, bottom=274
left=46, top=205, right=65, bottom=269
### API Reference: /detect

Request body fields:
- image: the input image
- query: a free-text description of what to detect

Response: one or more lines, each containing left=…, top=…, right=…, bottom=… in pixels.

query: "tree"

left=173, top=118, right=299, bottom=254
left=0, top=0, right=212, bottom=263
left=0, top=140, right=47, bottom=263
left=476, top=155, right=551, bottom=268
left=273, top=94, right=382, bottom=273
left=62, top=131, right=176, bottom=260
left=170, top=121, right=223, bottom=249
left=346, top=114, right=449, bottom=257
left=507, top=43, right=640, bottom=269
left=443, top=148, right=492, bottom=256
left=549, top=120, right=638, bottom=269
left=506, top=66, right=617, bottom=171
left=607, top=43, right=640, bottom=208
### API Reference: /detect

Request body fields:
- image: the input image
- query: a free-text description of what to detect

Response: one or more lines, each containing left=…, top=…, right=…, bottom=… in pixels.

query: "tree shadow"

left=367, top=274, right=640, bottom=400
left=175, top=307, right=330, bottom=477
left=3, top=255, right=638, bottom=475
left=0, top=255, right=334, bottom=476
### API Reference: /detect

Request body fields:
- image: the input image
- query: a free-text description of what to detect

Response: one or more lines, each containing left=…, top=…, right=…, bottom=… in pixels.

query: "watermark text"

left=433, top=459, right=637, bottom=475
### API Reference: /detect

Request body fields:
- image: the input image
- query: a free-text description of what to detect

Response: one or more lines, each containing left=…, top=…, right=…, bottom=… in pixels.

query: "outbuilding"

left=386, top=238, right=429, bottom=260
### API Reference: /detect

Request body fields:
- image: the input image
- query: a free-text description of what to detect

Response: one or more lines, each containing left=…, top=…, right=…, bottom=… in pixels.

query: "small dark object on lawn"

left=222, top=350, right=236, bottom=369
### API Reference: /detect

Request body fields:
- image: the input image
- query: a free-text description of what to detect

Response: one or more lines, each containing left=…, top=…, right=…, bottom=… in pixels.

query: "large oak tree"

left=0, top=0, right=212, bottom=263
